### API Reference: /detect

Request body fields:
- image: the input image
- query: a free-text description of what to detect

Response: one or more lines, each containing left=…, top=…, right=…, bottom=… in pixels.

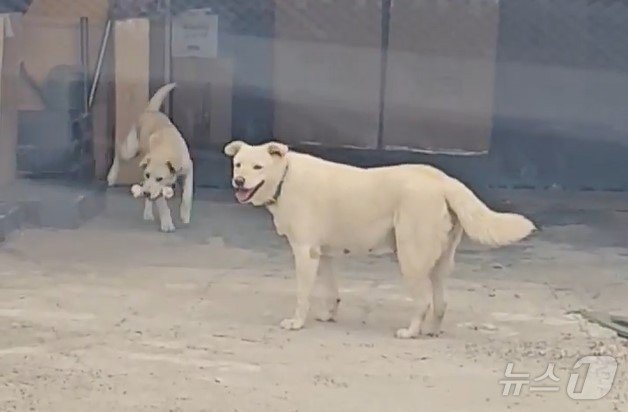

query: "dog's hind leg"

left=420, top=223, right=463, bottom=337
left=107, top=155, right=120, bottom=186
left=316, top=256, right=340, bottom=322
left=108, top=126, right=139, bottom=186
left=394, top=210, right=445, bottom=339
left=395, top=246, right=440, bottom=339
left=180, top=168, right=193, bottom=224
left=156, top=197, right=175, bottom=232
left=281, top=244, right=320, bottom=331
left=119, top=126, right=139, bottom=160
left=143, top=199, right=154, bottom=221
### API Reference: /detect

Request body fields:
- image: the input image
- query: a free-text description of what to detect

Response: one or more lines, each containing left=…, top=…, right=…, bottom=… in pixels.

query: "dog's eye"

left=235, top=163, right=241, bottom=168
left=156, top=177, right=163, bottom=182
left=253, top=165, right=263, bottom=170
left=145, top=173, right=150, bottom=179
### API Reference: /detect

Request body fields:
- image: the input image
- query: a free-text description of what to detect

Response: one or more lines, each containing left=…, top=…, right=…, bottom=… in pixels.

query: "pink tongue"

left=235, top=189, right=252, bottom=203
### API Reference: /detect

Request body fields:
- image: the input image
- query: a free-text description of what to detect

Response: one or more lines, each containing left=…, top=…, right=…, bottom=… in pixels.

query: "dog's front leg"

left=280, top=245, right=320, bottom=331
left=316, top=256, right=340, bottom=322
left=143, top=199, right=154, bottom=221
left=156, top=196, right=175, bottom=232
left=180, top=168, right=193, bottom=224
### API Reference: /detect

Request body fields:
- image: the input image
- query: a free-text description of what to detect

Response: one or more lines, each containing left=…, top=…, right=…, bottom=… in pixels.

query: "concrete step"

left=0, top=202, right=25, bottom=243
left=0, top=179, right=106, bottom=243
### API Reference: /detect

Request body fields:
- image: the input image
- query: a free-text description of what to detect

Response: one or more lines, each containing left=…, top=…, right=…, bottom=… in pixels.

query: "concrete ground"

left=0, top=188, right=627, bottom=411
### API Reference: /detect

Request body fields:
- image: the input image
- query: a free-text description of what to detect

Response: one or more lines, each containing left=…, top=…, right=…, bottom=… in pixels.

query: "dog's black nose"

left=143, top=191, right=150, bottom=197
left=234, top=177, right=245, bottom=188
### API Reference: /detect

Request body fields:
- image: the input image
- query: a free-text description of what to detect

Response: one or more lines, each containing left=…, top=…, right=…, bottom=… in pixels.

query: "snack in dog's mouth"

left=130, top=184, right=174, bottom=199
left=235, top=181, right=264, bottom=203
left=131, top=184, right=143, bottom=198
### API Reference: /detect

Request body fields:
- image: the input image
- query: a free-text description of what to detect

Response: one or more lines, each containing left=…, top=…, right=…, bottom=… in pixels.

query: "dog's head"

left=224, top=140, right=288, bottom=206
left=139, top=155, right=179, bottom=200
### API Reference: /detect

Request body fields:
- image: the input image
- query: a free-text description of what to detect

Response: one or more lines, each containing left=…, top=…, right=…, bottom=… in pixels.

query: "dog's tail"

left=146, top=82, right=176, bottom=112
left=444, top=177, right=535, bottom=247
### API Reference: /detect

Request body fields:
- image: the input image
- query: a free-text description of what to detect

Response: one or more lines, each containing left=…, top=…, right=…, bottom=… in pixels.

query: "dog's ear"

left=139, top=155, right=150, bottom=170
left=224, top=140, right=245, bottom=157
left=267, top=142, right=288, bottom=157
left=166, top=161, right=178, bottom=175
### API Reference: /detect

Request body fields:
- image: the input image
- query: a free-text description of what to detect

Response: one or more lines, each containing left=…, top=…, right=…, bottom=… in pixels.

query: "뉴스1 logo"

left=566, top=355, right=618, bottom=400
left=500, top=355, right=618, bottom=400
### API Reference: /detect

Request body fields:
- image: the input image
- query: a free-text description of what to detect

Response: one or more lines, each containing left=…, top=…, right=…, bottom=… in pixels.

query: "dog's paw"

left=419, top=323, right=441, bottom=337
left=143, top=210, right=155, bottom=221
left=315, top=312, right=337, bottom=322
left=280, top=318, right=305, bottom=331
left=180, top=207, right=191, bottom=224
left=316, top=298, right=340, bottom=322
left=395, top=327, right=420, bottom=339
left=316, top=304, right=339, bottom=322
left=160, top=220, right=176, bottom=233
left=107, top=173, right=117, bottom=187
left=106, top=165, right=118, bottom=187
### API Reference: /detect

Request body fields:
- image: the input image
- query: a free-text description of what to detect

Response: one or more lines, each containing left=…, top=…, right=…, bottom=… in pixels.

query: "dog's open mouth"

left=234, top=180, right=264, bottom=203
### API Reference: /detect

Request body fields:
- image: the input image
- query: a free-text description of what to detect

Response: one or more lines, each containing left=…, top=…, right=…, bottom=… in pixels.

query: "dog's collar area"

left=265, top=165, right=288, bottom=206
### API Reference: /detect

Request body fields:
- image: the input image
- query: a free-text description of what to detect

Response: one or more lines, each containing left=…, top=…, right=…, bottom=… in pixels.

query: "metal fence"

left=493, top=0, right=628, bottom=190
left=12, top=0, right=628, bottom=189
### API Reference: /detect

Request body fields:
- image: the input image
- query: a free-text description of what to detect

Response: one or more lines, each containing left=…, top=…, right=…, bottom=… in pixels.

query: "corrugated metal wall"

left=490, top=0, right=628, bottom=190
left=190, top=0, right=628, bottom=190
left=239, top=0, right=628, bottom=190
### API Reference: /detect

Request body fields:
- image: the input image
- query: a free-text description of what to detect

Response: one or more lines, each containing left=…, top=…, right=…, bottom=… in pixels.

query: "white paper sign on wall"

left=172, top=8, right=218, bottom=58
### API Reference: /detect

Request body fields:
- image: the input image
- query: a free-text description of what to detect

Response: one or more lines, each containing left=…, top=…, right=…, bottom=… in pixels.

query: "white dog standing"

left=224, top=140, right=535, bottom=338
left=107, top=83, right=193, bottom=232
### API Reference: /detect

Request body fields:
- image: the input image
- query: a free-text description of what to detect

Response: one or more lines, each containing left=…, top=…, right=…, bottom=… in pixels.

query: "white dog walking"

left=224, top=140, right=535, bottom=338
left=107, top=83, right=193, bottom=232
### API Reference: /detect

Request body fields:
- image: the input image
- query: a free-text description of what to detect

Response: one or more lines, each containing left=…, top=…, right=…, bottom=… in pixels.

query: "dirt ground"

left=0, top=189, right=627, bottom=412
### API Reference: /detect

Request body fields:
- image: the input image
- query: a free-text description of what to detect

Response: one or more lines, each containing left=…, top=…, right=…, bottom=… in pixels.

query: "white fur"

left=108, top=83, right=193, bottom=232
left=225, top=141, right=536, bottom=338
